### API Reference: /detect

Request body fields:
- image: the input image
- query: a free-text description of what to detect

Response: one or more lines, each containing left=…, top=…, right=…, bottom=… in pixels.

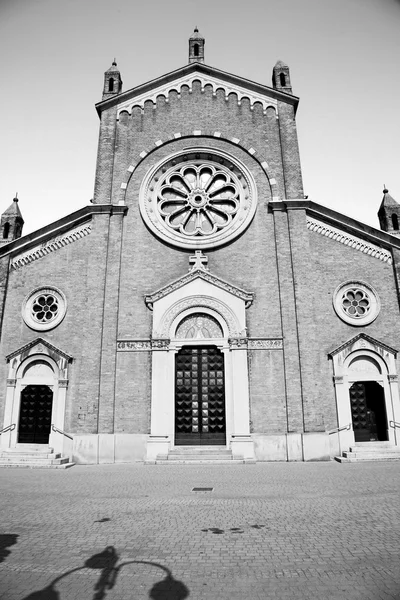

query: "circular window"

left=333, top=281, right=380, bottom=326
left=22, top=287, right=67, bottom=331
left=140, top=149, right=257, bottom=249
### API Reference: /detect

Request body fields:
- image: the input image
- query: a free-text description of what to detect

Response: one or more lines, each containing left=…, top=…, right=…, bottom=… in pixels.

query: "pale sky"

left=1, top=0, right=399, bottom=234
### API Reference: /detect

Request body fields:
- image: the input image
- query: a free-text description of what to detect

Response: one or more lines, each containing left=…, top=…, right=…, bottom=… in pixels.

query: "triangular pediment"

left=329, top=333, right=397, bottom=359
left=145, top=266, right=254, bottom=310
left=96, top=62, right=298, bottom=118
left=6, top=337, right=73, bottom=363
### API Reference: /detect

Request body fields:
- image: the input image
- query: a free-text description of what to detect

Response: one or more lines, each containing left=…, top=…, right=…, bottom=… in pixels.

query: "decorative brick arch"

left=118, top=133, right=280, bottom=202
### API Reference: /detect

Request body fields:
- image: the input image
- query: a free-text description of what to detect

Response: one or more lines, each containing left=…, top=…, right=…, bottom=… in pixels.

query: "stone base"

left=253, top=432, right=331, bottom=462
left=72, top=434, right=148, bottom=464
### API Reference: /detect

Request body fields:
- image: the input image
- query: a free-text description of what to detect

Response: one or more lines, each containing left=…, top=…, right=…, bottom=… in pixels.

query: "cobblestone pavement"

left=1, top=461, right=400, bottom=600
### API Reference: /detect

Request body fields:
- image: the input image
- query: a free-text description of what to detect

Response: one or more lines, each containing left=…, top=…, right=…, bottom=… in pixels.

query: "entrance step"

left=335, top=443, right=400, bottom=463
left=0, top=446, right=74, bottom=469
left=146, top=446, right=256, bottom=465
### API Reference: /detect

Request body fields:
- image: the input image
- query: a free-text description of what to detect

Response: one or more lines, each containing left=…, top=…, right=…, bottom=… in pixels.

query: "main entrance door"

left=350, top=381, right=388, bottom=442
left=18, top=385, right=53, bottom=444
left=175, top=346, right=226, bottom=445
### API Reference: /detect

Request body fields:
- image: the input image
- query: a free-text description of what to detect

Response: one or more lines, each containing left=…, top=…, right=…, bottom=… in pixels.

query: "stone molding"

left=117, top=339, right=170, bottom=351
left=116, top=72, right=278, bottom=118
left=11, top=223, right=92, bottom=270
left=307, top=217, right=392, bottom=264
left=145, top=268, right=254, bottom=310
left=248, top=338, right=283, bottom=350
left=329, top=333, right=397, bottom=359
left=6, top=337, right=73, bottom=363
left=229, top=338, right=283, bottom=349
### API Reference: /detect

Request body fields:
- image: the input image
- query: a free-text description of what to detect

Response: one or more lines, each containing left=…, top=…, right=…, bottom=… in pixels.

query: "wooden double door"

left=18, top=385, right=53, bottom=444
left=175, top=346, right=226, bottom=445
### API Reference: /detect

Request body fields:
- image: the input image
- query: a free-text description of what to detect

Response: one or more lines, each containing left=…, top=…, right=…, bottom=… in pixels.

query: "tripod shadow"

left=21, top=546, right=189, bottom=600
left=0, top=534, right=18, bottom=564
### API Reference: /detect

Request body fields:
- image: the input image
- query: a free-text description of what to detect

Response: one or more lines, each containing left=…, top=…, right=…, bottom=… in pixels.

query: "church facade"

left=1, top=30, right=400, bottom=464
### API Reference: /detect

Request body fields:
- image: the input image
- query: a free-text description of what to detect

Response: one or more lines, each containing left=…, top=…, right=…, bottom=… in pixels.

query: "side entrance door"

left=18, top=385, right=53, bottom=444
left=175, top=346, right=226, bottom=445
left=350, top=381, right=388, bottom=442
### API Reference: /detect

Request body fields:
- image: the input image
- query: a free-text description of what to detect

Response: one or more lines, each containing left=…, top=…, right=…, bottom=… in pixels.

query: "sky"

left=0, top=0, right=399, bottom=234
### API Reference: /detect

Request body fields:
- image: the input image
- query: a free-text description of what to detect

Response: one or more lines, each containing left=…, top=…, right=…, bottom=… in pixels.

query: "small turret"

left=378, top=187, right=400, bottom=237
left=102, top=60, right=122, bottom=100
left=0, top=195, right=24, bottom=245
left=272, top=60, right=293, bottom=94
left=188, top=27, right=205, bottom=64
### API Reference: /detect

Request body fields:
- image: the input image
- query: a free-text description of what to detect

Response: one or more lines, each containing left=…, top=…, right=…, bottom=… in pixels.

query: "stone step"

left=0, top=451, right=61, bottom=459
left=0, top=461, right=75, bottom=469
left=168, top=446, right=230, bottom=454
left=0, top=455, right=68, bottom=464
left=15, top=444, right=54, bottom=452
left=146, top=458, right=249, bottom=465
left=335, top=455, right=400, bottom=463
left=349, top=442, right=396, bottom=451
left=343, top=451, right=400, bottom=459
left=167, top=454, right=237, bottom=461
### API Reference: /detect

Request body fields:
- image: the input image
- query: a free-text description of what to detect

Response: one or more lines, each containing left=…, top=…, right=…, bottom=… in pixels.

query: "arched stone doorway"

left=329, top=334, right=400, bottom=454
left=17, top=360, right=56, bottom=445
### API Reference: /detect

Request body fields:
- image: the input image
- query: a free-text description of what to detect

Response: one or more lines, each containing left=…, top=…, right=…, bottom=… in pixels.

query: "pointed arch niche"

left=329, top=334, right=400, bottom=453
left=145, top=266, right=255, bottom=461
left=1, top=338, right=72, bottom=455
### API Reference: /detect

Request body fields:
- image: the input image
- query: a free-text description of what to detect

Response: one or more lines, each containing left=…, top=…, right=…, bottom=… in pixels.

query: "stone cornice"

left=145, top=268, right=254, bottom=310
left=6, top=337, right=73, bottom=362
left=328, top=333, right=397, bottom=358
left=96, top=62, right=299, bottom=117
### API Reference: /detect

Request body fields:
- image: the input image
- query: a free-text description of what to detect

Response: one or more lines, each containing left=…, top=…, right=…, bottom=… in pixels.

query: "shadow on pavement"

left=0, top=534, right=18, bottom=564
left=21, top=545, right=189, bottom=600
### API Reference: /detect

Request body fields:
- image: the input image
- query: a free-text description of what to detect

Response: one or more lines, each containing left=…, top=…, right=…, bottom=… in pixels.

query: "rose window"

left=158, top=165, right=239, bottom=237
left=140, top=150, right=257, bottom=249
left=32, top=293, right=59, bottom=323
left=22, top=287, right=67, bottom=331
left=333, top=281, right=380, bottom=326
left=341, top=289, right=370, bottom=319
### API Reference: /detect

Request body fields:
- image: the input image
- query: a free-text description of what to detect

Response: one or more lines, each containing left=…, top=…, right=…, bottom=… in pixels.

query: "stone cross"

left=189, top=250, right=208, bottom=271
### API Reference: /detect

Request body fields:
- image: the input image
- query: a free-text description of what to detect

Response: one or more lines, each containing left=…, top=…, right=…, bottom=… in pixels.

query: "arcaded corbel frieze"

left=11, top=223, right=92, bottom=270
left=307, top=217, right=392, bottom=264
left=116, top=72, right=278, bottom=118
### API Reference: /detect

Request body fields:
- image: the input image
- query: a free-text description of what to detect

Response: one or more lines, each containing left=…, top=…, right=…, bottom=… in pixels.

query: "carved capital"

left=388, top=374, right=399, bottom=383
left=228, top=337, right=248, bottom=349
left=151, top=339, right=170, bottom=350
left=58, top=379, right=69, bottom=388
left=6, top=378, right=16, bottom=387
left=333, top=376, right=344, bottom=384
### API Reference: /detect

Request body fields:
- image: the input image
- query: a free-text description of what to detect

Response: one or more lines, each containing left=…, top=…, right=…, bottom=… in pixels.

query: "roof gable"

left=96, top=62, right=299, bottom=117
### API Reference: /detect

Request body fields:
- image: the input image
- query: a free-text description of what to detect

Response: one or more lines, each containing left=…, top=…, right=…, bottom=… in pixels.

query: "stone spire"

left=189, top=27, right=205, bottom=64
left=378, top=187, right=400, bottom=236
left=102, top=59, right=123, bottom=100
left=0, top=195, right=24, bottom=245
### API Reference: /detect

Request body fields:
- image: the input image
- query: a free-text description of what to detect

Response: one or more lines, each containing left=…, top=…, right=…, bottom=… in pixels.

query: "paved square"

left=1, top=461, right=400, bottom=599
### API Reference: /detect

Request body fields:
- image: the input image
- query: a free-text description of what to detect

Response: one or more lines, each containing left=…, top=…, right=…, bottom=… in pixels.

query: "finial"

left=112, top=58, right=117, bottom=66
left=194, top=26, right=198, bottom=32
left=13, top=193, right=18, bottom=203
left=383, top=185, right=388, bottom=194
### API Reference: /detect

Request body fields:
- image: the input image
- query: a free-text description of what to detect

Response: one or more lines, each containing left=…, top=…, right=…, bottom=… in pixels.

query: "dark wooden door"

left=18, top=385, right=53, bottom=444
left=350, top=381, right=388, bottom=442
left=175, top=346, right=226, bottom=445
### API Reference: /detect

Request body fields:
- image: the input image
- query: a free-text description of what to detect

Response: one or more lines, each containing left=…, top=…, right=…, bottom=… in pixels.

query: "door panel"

left=18, top=385, right=53, bottom=444
left=175, top=346, right=226, bottom=445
